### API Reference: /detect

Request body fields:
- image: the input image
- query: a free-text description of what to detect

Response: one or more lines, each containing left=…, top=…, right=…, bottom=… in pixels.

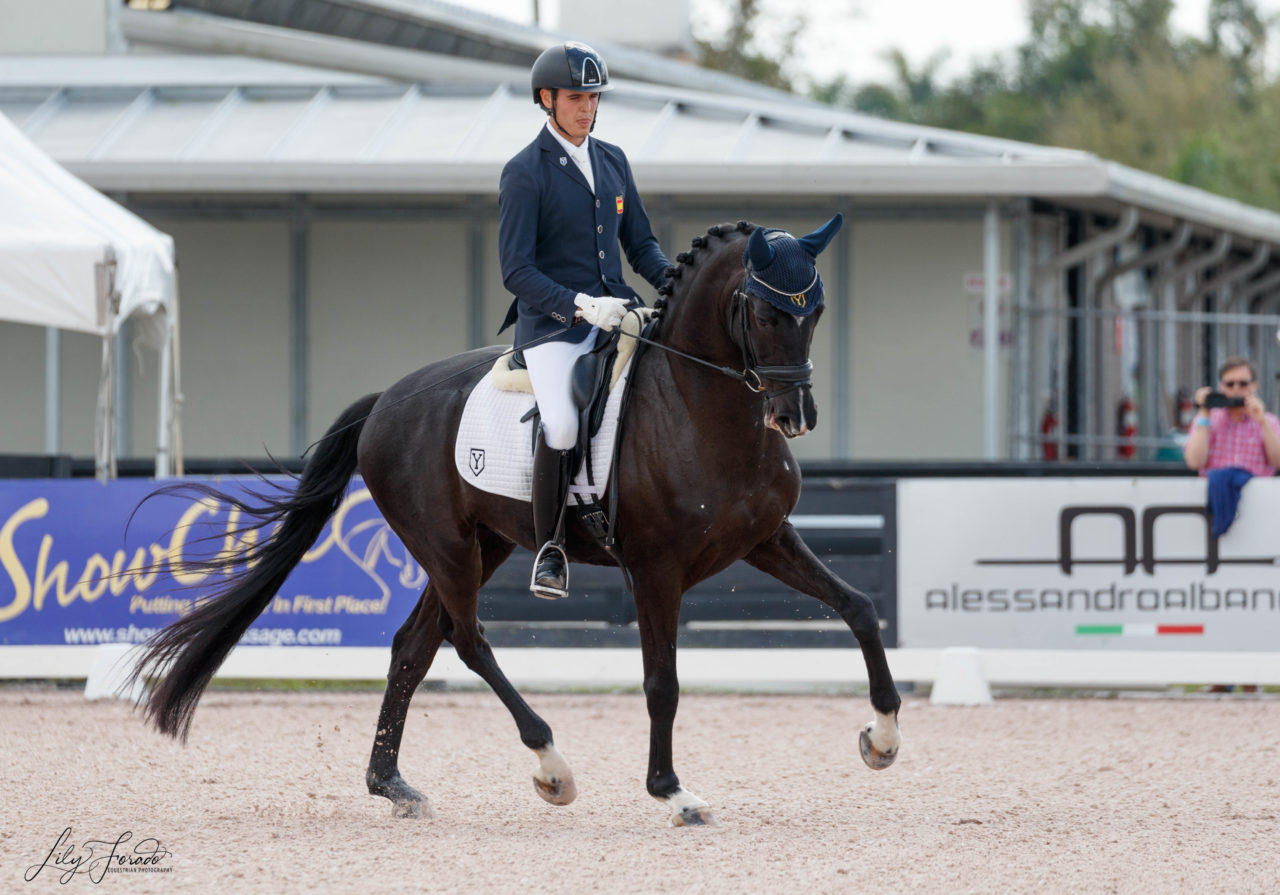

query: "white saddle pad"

left=454, top=355, right=634, bottom=503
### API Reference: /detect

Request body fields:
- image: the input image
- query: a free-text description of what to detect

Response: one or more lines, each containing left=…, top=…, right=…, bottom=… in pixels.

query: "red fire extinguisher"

left=1040, top=398, right=1059, bottom=461
left=1176, top=388, right=1196, bottom=430
left=1117, top=396, right=1137, bottom=459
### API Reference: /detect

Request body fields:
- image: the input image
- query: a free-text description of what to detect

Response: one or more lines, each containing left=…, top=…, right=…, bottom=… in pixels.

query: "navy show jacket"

left=498, top=126, right=670, bottom=345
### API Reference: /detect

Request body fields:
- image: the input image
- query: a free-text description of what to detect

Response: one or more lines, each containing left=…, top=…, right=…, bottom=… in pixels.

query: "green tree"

left=693, top=0, right=803, bottom=92
left=1047, top=49, right=1240, bottom=174
left=698, top=0, right=1280, bottom=208
left=1038, top=1, right=1280, bottom=207
left=810, top=0, right=1280, bottom=208
left=1208, top=0, right=1269, bottom=64
left=1207, top=0, right=1272, bottom=97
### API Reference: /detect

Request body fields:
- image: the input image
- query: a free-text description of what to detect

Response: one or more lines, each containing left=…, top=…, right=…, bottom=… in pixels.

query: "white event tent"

left=0, top=110, right=180, bottom=479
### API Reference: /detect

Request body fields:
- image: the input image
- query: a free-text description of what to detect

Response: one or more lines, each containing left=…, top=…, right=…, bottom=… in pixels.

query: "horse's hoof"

left=672, top=806, right=719, bottom=827
left=369, top=773, right=431, bottom=818
left=532, top=745, right=576, bottom=805
left=532, top=772, right=577, bottom=806
left=860, top=724, right=898, bottom=770
left=392, top=798, right=427, bottom=819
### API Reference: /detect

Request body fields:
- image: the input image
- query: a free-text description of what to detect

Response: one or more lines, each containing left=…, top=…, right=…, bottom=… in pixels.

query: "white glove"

left=573, top=294, right=629, bottom=331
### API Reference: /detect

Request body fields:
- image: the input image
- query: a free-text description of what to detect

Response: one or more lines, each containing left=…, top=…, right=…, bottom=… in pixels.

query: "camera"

left=1202, top=392, right=1245, bottom=409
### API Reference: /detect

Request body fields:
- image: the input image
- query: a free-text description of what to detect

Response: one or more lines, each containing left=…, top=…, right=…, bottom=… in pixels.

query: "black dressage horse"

left=132, top=217, right=902, bottom=827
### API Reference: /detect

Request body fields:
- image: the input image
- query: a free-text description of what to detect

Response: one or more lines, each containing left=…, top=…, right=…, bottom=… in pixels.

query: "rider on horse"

left=498, top=41, right=671, bottom=600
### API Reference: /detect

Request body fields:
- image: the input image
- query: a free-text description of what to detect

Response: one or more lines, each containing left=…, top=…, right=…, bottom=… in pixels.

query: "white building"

left=3, top=0, right=1279, bottom=467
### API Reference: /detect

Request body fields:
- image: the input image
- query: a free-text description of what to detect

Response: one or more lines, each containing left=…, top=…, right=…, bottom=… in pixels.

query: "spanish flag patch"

left=616, top=195, right=624, bottom=214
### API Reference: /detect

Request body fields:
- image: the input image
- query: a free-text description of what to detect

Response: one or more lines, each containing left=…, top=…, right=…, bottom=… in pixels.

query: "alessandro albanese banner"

left=897, top=478, right=1280, bottom=651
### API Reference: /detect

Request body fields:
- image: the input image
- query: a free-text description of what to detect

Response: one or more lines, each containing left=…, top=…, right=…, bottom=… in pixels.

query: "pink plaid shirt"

left=1194, top=408, right=1280, bottom=477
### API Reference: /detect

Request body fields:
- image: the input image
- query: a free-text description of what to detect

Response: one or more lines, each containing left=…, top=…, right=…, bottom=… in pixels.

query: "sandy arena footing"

left=1, top=689, right=1277, bottom=893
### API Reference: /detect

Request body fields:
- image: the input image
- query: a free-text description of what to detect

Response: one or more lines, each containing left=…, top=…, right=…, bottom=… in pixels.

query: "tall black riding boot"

left=530, top=432, right=571, bottom=599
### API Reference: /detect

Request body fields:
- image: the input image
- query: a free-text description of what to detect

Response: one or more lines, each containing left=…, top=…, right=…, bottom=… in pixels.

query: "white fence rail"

left=2, top=646, right=1277, bottom=699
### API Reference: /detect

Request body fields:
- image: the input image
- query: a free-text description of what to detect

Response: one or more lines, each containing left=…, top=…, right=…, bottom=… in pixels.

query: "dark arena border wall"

left=0, top=455, right=1196, bottom=650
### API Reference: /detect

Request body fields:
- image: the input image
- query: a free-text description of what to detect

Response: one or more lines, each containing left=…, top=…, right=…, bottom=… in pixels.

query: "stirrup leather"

left=530, top=541, right=569, bottom=600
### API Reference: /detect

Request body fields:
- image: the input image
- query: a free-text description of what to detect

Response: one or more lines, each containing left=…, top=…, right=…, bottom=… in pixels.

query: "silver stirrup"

left=529, top=542, right=569, bottom=600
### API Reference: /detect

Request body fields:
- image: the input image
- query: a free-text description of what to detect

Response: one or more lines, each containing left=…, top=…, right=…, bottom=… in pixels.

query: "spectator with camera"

left=1183, top=356, right=1280, bottom=477
left=1183, top=356, right=1278, bottom=694
left=1184, top=356, right=1280, bottom=549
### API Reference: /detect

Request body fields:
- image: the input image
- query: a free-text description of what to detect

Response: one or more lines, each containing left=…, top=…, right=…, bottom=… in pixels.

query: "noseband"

left=730, top=274, right=814, bottom=397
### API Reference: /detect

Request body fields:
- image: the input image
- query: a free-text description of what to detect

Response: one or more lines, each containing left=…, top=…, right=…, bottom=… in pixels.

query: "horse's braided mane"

left=653, top=220, right=755, bottom=316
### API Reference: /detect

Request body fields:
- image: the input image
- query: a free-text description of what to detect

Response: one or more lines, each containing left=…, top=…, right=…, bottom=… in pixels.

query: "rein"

left=305, top=261, right=812, bottom=459
left=618, top=271, right=813, bottom=397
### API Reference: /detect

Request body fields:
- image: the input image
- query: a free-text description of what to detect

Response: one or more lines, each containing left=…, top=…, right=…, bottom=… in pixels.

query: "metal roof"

left=2, top=2, right=1280, bottom=249
left=0, top=54, right=1274, bottom=241
left=149, top=0, right=798, bottom=104
left=0, top=59, right=1093, bottom=192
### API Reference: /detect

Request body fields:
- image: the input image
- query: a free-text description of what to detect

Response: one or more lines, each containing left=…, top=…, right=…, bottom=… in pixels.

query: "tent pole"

left=114, top=318, right=130, bottom=461
left=983, top=201, right=1001, bottom=460
left=44, top=326, right=60, bottom=454
left=95, top=249, right=120, bottom=482
left=96, top=333, right=115, bottom=482
left=171, top=278, right=184, bottom=477
left=155, top=307, right=172, bottom=479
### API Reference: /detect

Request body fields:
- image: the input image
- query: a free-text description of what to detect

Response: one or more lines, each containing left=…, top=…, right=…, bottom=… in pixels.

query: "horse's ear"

left=746, top=226, right=775, bottom=271
left=797, top=213, right=843, bottom=257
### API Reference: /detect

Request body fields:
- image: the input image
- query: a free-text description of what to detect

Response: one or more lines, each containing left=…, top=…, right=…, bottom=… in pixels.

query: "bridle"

left=620, top=267, right=815, bottom=397
left=729, top=272, right=814, bottom=396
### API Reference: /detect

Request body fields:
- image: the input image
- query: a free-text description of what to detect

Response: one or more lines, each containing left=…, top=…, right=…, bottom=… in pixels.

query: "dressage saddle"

left=518, top=327, right=622, bottom=485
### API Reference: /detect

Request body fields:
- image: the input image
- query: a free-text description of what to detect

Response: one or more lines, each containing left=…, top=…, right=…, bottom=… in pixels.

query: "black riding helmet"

left=530, top=41, right=612, bottom=105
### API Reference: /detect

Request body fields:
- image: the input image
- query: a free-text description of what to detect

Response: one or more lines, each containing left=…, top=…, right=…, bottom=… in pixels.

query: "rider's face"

left=542, top=89, right=599, bottom=145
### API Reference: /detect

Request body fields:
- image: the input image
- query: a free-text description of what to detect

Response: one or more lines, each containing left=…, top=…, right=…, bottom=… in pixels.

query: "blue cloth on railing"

left=1206, top=466, right=1253, bottom=538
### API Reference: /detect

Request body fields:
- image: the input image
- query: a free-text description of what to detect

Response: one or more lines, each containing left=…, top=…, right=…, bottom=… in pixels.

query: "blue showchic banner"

left=0, top=478, right=426, bottom=648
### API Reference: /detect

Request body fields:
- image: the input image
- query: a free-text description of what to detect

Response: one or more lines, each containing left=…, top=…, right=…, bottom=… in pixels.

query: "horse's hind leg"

left=369, top=528, right=574, bottom=815
left=367, top=584, right=447, bottom=817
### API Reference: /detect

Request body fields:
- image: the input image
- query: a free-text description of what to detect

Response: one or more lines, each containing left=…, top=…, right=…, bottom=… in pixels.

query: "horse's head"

left=735, top=214, right=842, bottom=438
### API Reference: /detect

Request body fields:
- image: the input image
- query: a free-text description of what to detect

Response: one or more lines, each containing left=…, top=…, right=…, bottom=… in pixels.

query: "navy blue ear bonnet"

left=742, top=213, right=842, bottom=317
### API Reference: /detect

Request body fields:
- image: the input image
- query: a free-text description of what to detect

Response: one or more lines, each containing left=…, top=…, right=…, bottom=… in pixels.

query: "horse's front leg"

left=745, top=521, right=902, bottom=770
left=447, top=616, right=577, bottom=808
left=633, top=580, right=717, bottom=827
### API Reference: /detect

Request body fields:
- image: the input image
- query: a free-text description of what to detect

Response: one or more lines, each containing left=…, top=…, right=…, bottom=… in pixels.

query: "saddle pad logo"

left=616, top=195, right=624, bottom=214
left=468, top=448, right=486, bottom=477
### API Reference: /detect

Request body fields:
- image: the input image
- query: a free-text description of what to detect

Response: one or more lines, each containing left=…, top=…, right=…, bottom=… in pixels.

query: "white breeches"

left=524, top=329, right=600, bottom=450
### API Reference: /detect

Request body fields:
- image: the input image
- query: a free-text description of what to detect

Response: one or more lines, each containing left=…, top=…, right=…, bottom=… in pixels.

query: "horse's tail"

left=134, top=392, right=382, bottom=742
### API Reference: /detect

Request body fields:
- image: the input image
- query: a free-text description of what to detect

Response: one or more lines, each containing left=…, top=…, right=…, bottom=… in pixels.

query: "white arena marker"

left=788, top=514, right=883, bottom=530
left=84, top=644, right=147, bottom=702
left=929, top=646, right=993, bottom=706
